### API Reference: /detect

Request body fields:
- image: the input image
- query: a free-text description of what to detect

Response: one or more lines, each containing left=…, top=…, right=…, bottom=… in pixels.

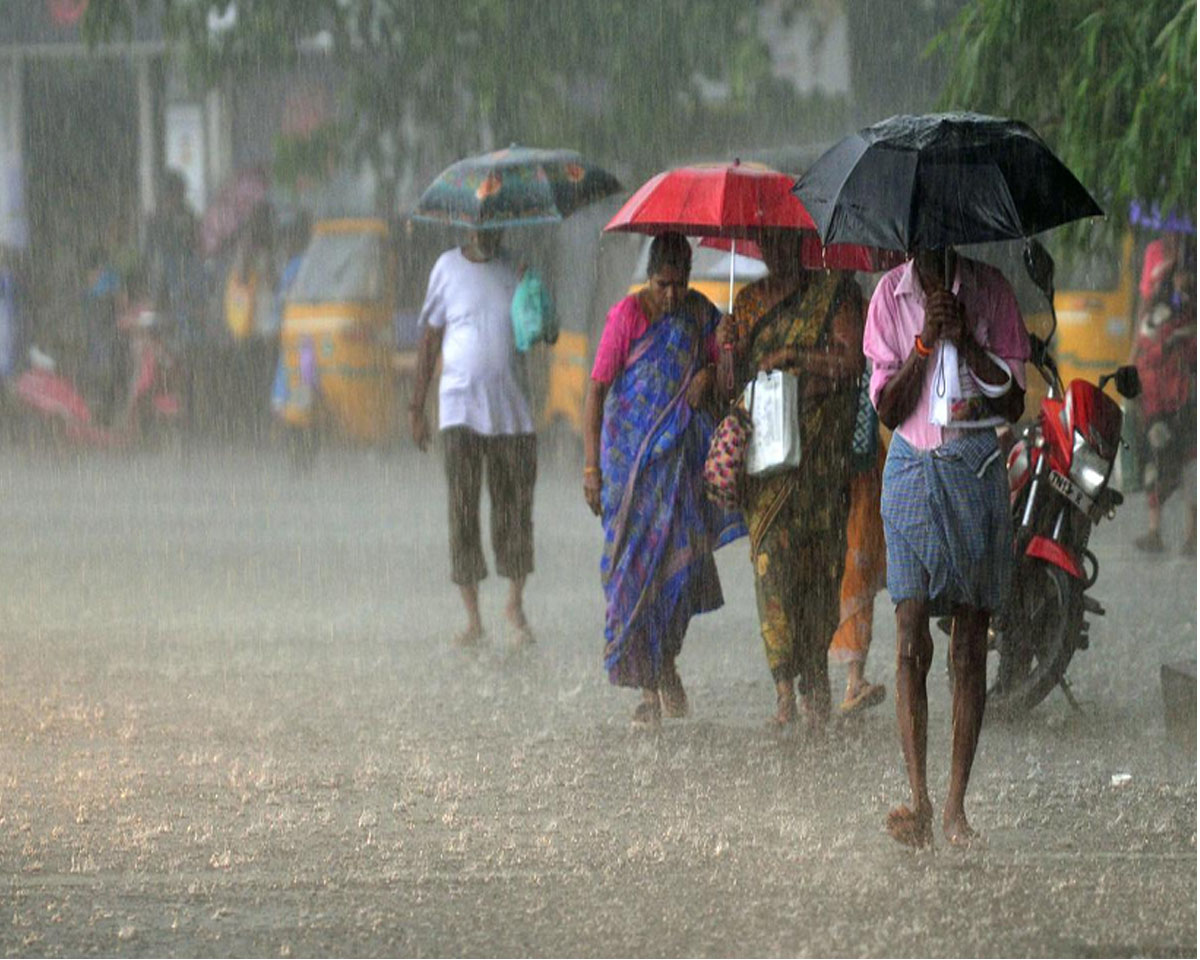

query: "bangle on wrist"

left=583, top=466, right=601, bottom=477
left=914, top=334, right=933, bottom=358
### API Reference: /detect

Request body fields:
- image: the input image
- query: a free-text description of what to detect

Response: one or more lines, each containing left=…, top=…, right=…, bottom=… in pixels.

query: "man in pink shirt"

left=863, top=247, right=1029, bottom=848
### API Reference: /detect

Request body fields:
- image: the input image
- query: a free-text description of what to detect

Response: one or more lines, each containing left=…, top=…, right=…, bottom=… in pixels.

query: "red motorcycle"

left=988, top=241, right=1142, bottom=716
left=11, top=309, right=182, bottom=449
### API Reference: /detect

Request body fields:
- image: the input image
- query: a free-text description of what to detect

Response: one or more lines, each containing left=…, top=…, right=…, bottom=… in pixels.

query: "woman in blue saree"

left=583, top=233, right=744, bottom=725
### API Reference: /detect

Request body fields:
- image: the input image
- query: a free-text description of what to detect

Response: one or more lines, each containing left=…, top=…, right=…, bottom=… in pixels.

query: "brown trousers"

left=442, top=427, right=536, bottom=586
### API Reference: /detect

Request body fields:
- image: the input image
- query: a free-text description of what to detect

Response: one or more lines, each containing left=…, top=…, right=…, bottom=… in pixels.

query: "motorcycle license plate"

left=1048, top=469, right=1094, bottom=514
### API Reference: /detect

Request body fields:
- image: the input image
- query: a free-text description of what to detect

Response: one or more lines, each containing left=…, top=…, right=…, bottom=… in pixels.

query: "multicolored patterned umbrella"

left=412, top=146, right=621, bottom=229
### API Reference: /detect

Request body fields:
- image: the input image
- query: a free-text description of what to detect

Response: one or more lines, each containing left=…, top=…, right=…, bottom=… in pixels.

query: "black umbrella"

left=793, top=113, right=1104, bottom=254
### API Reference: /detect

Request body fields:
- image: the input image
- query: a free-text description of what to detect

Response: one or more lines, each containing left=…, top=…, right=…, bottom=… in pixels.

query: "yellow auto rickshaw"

left=274, top=218, right=399, bottom=459
left=1050, top=232, right=1138, bottom=396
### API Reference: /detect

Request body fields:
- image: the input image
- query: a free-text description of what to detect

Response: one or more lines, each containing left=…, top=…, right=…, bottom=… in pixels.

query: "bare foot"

left=453, top=624, right=485, bottom=648
left=768, top=681, right=797, bottom=728
left=943, top=811, right=978, bottom=847
left=503, top=604, right=535, bottom=648
left=659, top=665, right=689, bottom=719
left=799, top=692, right=829, bottom=739
left=886, top=802, right=934, bottom=849
left=631, top=692, right=662, bottom=729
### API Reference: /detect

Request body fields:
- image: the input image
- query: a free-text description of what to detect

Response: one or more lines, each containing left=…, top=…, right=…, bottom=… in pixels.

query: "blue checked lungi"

left=880, top=430, right=1013, bottom=614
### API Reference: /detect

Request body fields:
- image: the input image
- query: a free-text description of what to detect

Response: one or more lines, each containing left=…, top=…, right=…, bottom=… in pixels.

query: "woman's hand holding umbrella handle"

left=716, top=314, right=738, bottom=397
left=716, top=313, right=737, bottom=346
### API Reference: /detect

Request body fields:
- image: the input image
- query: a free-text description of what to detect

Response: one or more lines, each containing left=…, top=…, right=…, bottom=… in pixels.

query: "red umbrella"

left=604, top=160, right=815, bottom=237
left=605, top=160, right=896, bottom=304
left=698, top=234, right=906, bottom=273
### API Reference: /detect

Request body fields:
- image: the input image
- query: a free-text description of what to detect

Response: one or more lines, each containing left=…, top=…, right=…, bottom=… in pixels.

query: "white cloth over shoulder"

left=929, top=341, right=1011, bottom=430
left=419, top=247, right=533, bottom=436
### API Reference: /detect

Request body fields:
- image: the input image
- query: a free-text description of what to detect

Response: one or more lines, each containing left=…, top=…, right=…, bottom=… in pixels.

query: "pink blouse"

left=591, top=294, right=719, bottom=385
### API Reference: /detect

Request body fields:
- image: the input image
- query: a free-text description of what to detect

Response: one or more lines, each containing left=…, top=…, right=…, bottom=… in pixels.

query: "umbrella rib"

left=824, top=142, right=865, bottom=245
left=994, top=159, right=1026, bottom=238
left=905, top=152, right=922, bottom=252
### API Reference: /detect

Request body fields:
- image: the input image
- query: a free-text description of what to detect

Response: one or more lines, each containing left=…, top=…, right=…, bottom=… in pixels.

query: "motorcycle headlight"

left=1069, top=429, right=1111, bottom=497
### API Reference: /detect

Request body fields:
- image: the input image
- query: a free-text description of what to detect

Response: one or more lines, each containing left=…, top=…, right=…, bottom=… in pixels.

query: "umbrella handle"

left=729, top=239, right=736, bottom=314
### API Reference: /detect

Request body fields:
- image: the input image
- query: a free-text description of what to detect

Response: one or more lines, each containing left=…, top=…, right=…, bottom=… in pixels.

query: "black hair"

left=647, top=231, right=692, bottom=277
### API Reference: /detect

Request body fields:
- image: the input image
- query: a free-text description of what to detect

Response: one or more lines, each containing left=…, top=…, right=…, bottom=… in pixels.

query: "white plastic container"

left=744, top=369, right=801, bottom=477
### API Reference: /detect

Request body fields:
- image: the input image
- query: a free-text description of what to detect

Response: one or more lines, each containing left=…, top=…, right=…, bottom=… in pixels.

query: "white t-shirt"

left=419, top=247, right=533, bottom=436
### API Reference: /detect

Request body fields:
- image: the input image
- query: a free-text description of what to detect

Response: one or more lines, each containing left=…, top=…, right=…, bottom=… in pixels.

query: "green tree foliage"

left=932, top=0, right=1196, bottom=224
left=83, top=0, right=845, bottom=210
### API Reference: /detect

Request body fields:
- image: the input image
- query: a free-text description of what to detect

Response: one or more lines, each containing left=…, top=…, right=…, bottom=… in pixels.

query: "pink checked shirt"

left=863, top=257, right=1030, bottom=451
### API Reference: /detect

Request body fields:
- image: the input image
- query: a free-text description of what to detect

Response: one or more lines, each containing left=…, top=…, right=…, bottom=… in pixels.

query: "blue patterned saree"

left=600, top=294, right=745, bottom=689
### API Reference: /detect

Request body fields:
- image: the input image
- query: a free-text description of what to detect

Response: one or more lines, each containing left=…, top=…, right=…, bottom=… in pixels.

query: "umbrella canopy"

left=699, top=234, right=905, bottom=273
left=793, top=113, right=1104, bottom=252
left=604, top=160, right=816, bottom=237
left=607, top=160, right=899, bottom=304
left=412, top=145, right=621, bottom=230
left=201, top=167, right=269, bottom=257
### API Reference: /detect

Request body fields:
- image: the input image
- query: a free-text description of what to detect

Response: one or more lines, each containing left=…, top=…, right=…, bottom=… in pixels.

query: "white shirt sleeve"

left=418, top=255, right=449, bottom=331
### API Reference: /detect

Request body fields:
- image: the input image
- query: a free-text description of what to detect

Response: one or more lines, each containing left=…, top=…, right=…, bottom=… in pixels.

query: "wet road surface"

left=0, top=444, right=1194, bottom=957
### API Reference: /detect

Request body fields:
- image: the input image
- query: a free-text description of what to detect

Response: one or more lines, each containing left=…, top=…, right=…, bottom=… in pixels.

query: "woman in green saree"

left=719, top=230, right=865, bottom=731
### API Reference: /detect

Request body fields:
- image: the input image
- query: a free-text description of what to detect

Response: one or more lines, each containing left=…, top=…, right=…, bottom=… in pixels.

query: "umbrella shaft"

left=729, top=240, right=736, bottom=313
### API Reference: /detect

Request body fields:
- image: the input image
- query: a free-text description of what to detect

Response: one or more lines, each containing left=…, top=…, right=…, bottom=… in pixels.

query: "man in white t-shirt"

left=410, top=229, right=536, bottom=648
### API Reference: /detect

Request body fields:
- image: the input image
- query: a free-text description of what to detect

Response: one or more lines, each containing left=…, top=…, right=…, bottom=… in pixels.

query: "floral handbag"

left=704, top=377, right=755, bottom=510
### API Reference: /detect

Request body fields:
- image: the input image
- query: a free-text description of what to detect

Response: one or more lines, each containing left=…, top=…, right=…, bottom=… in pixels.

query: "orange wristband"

left=914, top=334, right=933, bottom=358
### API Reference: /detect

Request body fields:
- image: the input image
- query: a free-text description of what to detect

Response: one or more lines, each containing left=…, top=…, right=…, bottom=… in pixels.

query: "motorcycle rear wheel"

left=988, top=561, right=1083, bottom=718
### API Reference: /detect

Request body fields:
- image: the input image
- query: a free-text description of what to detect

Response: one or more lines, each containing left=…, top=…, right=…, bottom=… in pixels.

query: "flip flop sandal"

left=839, top=682, right=886, bottom=717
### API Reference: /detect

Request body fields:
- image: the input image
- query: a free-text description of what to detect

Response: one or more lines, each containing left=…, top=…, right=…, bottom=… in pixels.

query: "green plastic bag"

left=511, top=268, right=557, bottom=353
